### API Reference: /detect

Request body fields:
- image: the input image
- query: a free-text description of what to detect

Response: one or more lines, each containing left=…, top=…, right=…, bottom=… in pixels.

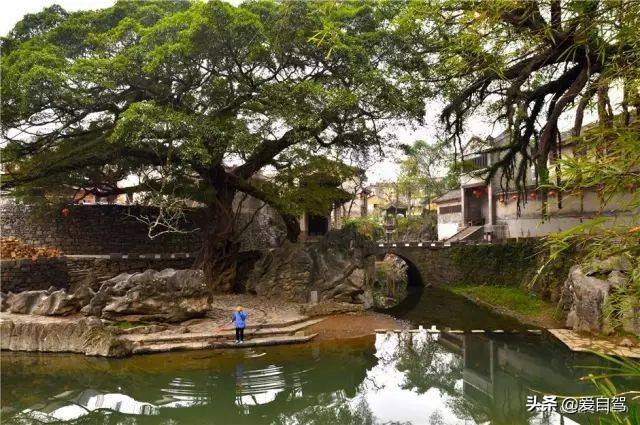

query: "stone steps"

left=122, top=317, right=326, bottom=355
left=131, top=333, right=318, bottom=354
left=214, top=315, right=318, bottom=332
left=445, top=225, right=484, bottom=243
left=122, top=317, right=325, bottom=345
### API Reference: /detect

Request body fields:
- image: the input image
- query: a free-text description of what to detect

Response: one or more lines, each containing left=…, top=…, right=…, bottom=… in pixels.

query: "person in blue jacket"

left=232, top=306, right=248, bottom=343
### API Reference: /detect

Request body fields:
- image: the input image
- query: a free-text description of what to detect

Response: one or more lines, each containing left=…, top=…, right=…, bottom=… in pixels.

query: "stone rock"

left=561, top=263, right=638, bottom=336
left=31, top=290, right=79, bottom=316
left=2, top=286, right=95, bottom=316
left=72, top=285, right=96, bottom=306
left=562, top=266, right=612, bottom=334
left=5, top=290, right=49, bottom=314
left=619, top=338, right=635, bottom=348
left=584, top=255, right=632, bottom=275
left=621, top=307, right=640, bottom=336
left=88, top=269, right=209, bottom=323
left=236, top=206, right=287, bottom=251
left=247, top=229, right=375, bottom=307
left=606, top=270, right=628, bottom=289
left=0, top=313, right=132, bottom=357
left=301, top=301, right=365, bottom=317
left=109, top=323, right=169, bottom=335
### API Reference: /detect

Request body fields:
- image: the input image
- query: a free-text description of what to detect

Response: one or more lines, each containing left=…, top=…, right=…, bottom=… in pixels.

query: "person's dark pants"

left=235, top=327, right=244, bottom=341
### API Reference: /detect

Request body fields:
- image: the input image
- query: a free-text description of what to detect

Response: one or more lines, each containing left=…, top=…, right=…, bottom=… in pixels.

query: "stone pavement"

left=549, top=329, right=640, bottom=358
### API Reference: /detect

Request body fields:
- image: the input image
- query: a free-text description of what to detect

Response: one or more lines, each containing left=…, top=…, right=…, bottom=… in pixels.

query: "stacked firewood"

left=0, top=237, right=63, bottom=260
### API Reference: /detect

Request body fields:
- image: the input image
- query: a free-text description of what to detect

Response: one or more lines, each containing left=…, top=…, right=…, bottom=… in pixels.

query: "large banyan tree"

left=382, top=0, right=640, bottom=210
left=1, top=1, right=422, bottom=292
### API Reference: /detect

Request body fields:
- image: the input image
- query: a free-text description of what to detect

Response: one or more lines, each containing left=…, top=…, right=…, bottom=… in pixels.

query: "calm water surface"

left=2, top=288, right=638, bottom=424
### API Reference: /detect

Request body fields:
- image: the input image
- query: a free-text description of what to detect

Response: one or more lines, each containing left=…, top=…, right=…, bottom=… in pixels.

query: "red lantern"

left=472, top=188, right=482, bottom=199
left=548, top=190, right=556, bottom=197
left=511, top=194, right=519, bottom=201
left=61, top=208, right=70, bottom=217
left=529, top=192, right=537, bottom=200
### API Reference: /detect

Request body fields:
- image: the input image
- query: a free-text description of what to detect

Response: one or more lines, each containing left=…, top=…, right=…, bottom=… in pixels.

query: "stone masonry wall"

left=1, top=255, right=195, bottom=294
left=0, top=203, right=203, bottom=254
left=1, top=202, right=286, bottom=255
left=65, top=255, right=196, bottom=290
left=382, top=238, right=542, bottom=288
left=1, top=257, right=71, bottom=292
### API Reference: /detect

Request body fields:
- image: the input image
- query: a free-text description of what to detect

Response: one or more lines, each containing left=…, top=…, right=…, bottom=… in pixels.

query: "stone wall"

left=0, top=202, right=287, bottom=255
left=1, top=258, right=71, bottom=292
left=381, top=238, right=544, bottom=289
left=1, top=203, right=203, bottom=254
left=65, top=255, right=196, bottom=290
left=1, top=255, right=195, bottom=294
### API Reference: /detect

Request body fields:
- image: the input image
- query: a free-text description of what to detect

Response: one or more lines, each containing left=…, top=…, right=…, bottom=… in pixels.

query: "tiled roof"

left=433, top=190, right=461, bottom=204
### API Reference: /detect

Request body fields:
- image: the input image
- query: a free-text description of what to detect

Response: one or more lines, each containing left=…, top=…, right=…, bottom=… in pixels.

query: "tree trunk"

left=537, top=155, right=550, bottom=218
left=281, top=213, right=300, bottom=242
left=196, top=177, right=239, bottom=295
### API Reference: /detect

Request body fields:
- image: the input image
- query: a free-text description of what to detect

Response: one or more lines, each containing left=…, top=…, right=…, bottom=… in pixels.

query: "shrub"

left=394, top=212, right=437, bottom=241
left=343, top=216, right=384, bottom=241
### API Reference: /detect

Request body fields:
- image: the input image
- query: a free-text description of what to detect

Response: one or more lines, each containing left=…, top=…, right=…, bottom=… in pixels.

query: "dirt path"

left=306, top=312, right=407, bottom=341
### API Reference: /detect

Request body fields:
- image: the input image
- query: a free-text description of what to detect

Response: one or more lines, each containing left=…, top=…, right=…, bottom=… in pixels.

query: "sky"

left=0, top=0, right=116, bottom=35
left=1, top=1, right=599, bottom=184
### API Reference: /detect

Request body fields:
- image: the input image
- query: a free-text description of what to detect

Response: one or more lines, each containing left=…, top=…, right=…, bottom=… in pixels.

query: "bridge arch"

left=372, top=242, right=453, bottom=288
left=383, top=249, right=429, bottom=288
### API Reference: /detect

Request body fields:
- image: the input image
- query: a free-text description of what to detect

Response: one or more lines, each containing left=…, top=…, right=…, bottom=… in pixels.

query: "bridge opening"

left=373, top=253, right=423, bottom=309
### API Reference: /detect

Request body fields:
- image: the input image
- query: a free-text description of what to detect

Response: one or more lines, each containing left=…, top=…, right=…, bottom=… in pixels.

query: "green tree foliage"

left=1, top=0, right=422, bottom=292
left=539, top=119, right=639, bottom=332
left=343, top=216, right=384, bottom=241
left=385, top=0, right=640, bottom=210
left=397, top=139, right=451, bottom=211
left=394, top=213, right=437, bottom=241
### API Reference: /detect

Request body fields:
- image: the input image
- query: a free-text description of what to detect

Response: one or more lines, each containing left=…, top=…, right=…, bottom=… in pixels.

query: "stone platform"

left=0, top=312, right=325, bottom=357
left=549, top=329, right=640, bottom=358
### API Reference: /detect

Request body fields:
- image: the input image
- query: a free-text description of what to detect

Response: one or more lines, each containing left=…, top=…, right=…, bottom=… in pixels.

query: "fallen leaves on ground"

left=0, top=237, right=62, bottom=260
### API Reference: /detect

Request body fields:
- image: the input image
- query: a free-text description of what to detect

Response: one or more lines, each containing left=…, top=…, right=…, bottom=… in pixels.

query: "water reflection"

left=18, top=390, right=159, bottom=423
left=2, top=332, right=635, bottom=424
left=385, top=287, right=527, bottom=331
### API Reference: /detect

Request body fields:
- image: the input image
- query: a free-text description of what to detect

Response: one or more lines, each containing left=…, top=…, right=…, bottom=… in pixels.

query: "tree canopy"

left=1, top=0, right=422, bottom=291
left=383, top=0, right=640, bottom=207
left=4, top=0, right=639, bottom=294
left=397, top=139, right=452, bottom=211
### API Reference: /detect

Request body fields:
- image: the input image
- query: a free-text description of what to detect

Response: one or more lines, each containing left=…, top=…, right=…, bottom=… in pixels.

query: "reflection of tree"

left=6, top=410, right=138, bottom=425
left=428, top=409, right=445, bottom=425
left=391, top=333, right=538, bottom=425
left=393, top=334, right=463, bottom=396
left=274, top=396, right=378, bottom=425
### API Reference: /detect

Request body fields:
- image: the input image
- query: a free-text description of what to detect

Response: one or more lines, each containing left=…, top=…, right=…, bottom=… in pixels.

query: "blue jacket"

left=232, top=311, right=247, bottom=328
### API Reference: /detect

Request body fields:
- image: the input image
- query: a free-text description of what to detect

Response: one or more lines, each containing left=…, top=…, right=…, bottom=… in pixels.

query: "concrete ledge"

left=64, top=252, right=197, bottom=260
left=131, top=333, right=318, bottom=355
left=549, top=329, right=640, bottom=358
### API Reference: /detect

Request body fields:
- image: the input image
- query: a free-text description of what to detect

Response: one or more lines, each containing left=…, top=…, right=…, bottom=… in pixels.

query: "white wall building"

left=435, top=131, right=638, bottom=241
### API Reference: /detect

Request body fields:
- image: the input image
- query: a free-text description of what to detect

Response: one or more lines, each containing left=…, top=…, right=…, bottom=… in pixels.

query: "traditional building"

left=435, top=130, right=637, bottom=242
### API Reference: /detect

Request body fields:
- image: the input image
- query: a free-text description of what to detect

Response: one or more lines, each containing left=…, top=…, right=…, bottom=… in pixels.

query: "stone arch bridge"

left=371, top=241, right=467, bottom=288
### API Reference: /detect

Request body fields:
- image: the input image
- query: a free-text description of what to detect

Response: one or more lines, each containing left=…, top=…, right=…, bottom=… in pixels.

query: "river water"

left=2, top=288, right=638, bottom=424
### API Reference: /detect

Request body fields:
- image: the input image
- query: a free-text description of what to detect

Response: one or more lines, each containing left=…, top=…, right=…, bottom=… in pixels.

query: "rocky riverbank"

left=0, top=293, right=404, bottom=357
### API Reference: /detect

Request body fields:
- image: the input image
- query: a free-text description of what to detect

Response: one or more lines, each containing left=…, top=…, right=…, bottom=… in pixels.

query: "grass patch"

left=450, top=284, right=561, bottom=324
left=111, top=321, right=149, bottom=330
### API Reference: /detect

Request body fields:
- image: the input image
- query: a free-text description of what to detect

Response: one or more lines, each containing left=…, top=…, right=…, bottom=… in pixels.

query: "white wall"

left=438, top=222, right=460, bottom=240
left=437, top=199, right=462, bottom=240
left=494, top=190, right=637, bottom=238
